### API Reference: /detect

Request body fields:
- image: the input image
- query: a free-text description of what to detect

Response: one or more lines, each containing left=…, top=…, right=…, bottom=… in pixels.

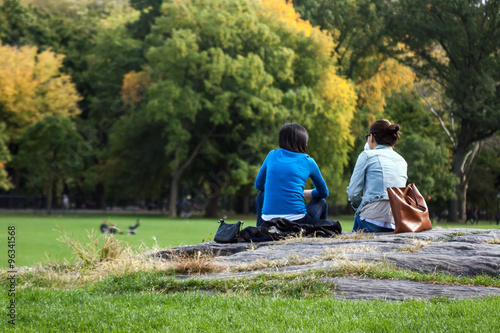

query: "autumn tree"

left=292, top=0, right=415, bottom=121
left=389, top=0, right=500, bottom=221
left=292, top=0, right=416, bottom=211
left=119, top=0, right=357, bottom=217
left=0, top=43, right=81, bottom=140
left=0, top=43, right=81, bottom=190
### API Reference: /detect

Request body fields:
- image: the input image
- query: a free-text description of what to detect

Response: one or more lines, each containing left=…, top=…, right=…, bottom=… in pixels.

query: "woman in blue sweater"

left=254, top=123, right=329, bottom=227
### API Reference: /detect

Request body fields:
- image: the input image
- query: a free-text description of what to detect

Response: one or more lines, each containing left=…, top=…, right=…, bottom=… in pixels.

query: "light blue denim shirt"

left=346, top=145, right=408, bottom=215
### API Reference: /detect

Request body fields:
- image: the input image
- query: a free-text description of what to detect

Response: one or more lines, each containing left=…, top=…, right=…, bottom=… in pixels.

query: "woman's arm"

left=308, top=159, right=329, bottom=198
left=254, top=153, right=270, bottom=191
left=346, top=152, right=368, bottom=208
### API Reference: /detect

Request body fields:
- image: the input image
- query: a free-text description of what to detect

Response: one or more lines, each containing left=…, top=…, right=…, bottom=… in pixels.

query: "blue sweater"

left=254, top=149, right=329, bottom=215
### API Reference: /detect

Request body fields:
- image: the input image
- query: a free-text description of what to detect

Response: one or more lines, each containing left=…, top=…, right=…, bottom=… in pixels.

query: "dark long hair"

left=369, top=119, right=401, bottom=146
left=278, top=123, right=308, bottom=154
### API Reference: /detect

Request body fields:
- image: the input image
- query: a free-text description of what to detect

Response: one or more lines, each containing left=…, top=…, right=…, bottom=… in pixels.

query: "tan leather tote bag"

left=387, top=184, right=432, bottom=234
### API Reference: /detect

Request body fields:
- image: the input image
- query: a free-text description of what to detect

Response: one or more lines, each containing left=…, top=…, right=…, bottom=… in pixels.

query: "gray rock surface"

left=157, top=228, right=500, bottom=300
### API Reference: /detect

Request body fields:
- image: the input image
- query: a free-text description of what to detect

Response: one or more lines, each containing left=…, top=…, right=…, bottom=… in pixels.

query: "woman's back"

left=255, top=148, right=328, bottom=215
left=362, top=145, right=407, bottom=197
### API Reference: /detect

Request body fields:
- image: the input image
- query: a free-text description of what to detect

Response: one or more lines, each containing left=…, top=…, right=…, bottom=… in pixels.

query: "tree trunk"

left=47, top=175, right=53, bottom=215
left=449, top=140, right=480, bottom=222
left=458, top=181, right=468, bottom=221
left=95, top=182, right=106, bottom=209
left=167, top=131, right=214, bottom=217
left=204, top=191, right=220, bottom=218
left=168, top=174, right=180, bottom=217
left=449, top=144, right=466, bottom=222
left=14, top=169, right=20, bottom=195
left=242, top=195, right=250, bottom=215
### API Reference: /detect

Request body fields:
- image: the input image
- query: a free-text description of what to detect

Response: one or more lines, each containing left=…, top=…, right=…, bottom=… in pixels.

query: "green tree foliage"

left=0, top=0, right=33, bottom=46
left=78, top=7, right=145, bottom=206
left=120, top=0, right=357, bottom=216
left=14, top=115, right=86, bottom=213
left=101, top=109, right=170, bottom=200
left=385, top=90, right=458, bottom=204
left=390, top=0, right=500, bottom=221
left=466, top=135, right=500, bottom=216
left=128, top=0, right=163, bottom=40
left=12, top=1, right=145, bottom=207
left=84, top=6, right=144, bottom=122
left=293, top=0, right=387, bottom=78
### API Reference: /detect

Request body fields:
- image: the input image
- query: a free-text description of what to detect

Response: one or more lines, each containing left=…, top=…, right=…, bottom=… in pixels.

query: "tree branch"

left=416, top=85, right=456, bottom=147
left=177, top=127, right=215, bottom=175
left=461, top=141, right=481, bottom=178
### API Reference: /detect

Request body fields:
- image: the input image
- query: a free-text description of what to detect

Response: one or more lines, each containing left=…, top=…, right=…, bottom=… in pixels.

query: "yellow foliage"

left=121, top=71, right=151, bottom=106
left=260, top=0, right=336, bottom=58
left=318, top=67, right=357, bottom=133
left=260, top=0, right=313, bottom=36
left=0, top=43, right=81, bottom=140
left=357, top=58, right=416, bottom=122
left=260, top=0, right=355, bottom=120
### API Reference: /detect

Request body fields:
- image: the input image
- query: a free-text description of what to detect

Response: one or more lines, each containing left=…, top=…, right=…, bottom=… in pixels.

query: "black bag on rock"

left=214, top=219, right=243, bottom=243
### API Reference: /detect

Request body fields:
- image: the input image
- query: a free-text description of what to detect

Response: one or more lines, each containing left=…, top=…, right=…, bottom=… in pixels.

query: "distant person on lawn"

left=100, top=220, right=109, bottom=234
left=254, top=123, right=329, bottom=227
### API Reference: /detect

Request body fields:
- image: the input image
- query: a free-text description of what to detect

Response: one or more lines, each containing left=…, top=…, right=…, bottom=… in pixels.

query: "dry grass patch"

left=330, top=257, right=392, bottom=277
left=396, top=239, right=433, bottom=253
left=55, top=227, right=127, bottom=268
left=170, top=251, right=223, bottom=275
left=334, top=230, right=376, bottom=240
left=11, top=230, right=224, bottom=289
left=15, top=246, right=173, bottom=289
left=274, top=230, right=375, bottom=245
left=231, top=254, right=315, bottom=272
left=484, top=235, right=500, bottom=245
left=322, top=245, right=376, bottom=260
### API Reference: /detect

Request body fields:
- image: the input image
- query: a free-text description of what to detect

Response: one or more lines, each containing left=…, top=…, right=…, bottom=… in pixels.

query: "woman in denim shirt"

left=347, top=119, right=407, bottom=232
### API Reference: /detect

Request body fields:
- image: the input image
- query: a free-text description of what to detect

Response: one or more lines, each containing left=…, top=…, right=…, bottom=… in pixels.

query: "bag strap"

left=218, top=219, right=243, bottom=226
left=403, top=183, right=413, bottom=196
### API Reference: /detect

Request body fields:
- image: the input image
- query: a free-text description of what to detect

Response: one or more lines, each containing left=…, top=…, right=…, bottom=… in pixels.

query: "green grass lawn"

left=1, top=212, right=499, bottom=267
left=2, top=289, right=500, bottom=332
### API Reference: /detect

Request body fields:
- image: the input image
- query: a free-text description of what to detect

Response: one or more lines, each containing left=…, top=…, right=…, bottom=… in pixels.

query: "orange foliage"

left=121, top=71, right=150, bottom=106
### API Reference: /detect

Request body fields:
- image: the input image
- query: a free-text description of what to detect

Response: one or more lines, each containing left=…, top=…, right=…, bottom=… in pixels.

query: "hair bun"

left=388, top=123, right=401, bottom=133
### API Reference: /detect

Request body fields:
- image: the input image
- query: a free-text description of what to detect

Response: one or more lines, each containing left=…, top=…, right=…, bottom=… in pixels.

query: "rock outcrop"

left=157, top=228, right=500, bottom=300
